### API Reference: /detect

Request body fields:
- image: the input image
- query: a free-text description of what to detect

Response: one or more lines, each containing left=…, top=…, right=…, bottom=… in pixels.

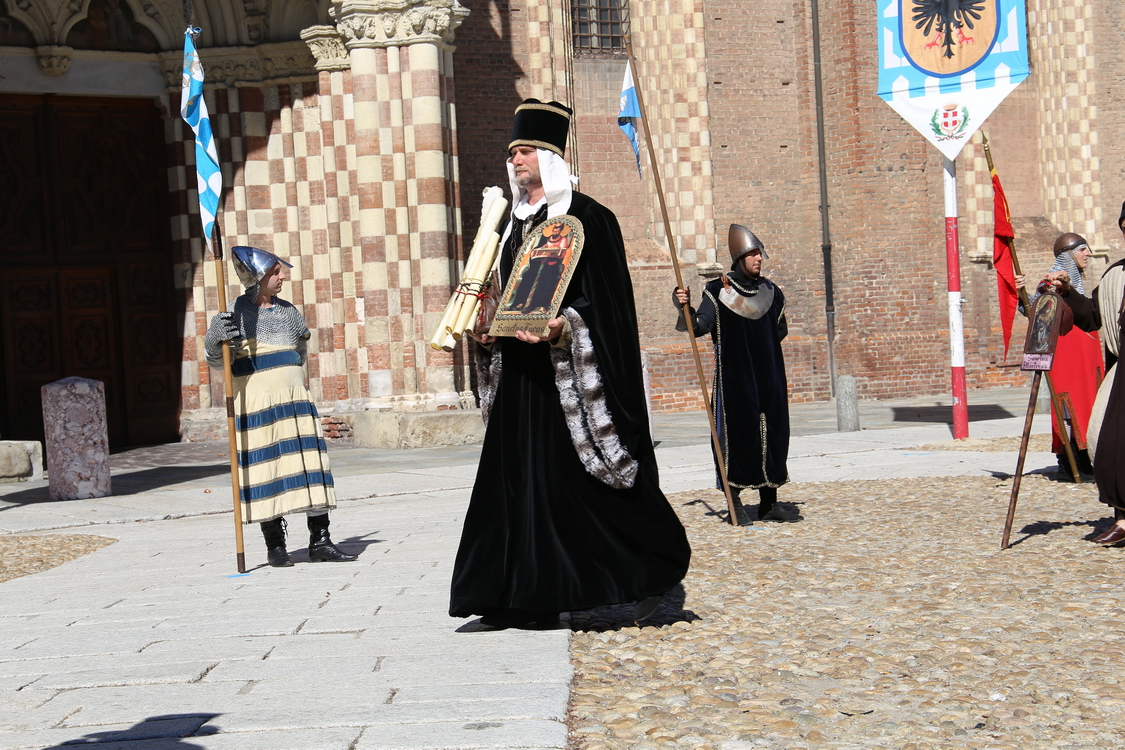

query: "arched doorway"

left=0, top=93, right=181, bottom=448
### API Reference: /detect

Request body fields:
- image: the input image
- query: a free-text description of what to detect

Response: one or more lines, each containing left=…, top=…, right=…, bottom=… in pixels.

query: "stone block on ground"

left=41, top=377, right=111, bottom=501
left=0, top=441, right=42, bottom=482
left=353, top=410, right=485, bottom=449
left=836, top=374, right=860, bottom=432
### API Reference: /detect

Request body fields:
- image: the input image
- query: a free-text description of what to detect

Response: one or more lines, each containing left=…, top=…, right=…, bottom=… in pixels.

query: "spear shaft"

left=624, top=37, right=740, bottom=525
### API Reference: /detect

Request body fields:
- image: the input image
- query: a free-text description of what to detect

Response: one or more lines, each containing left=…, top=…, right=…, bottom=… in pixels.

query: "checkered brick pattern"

left=164, top=72, right=396, bottom=425
left=522, top=0, right=575, bottom=107
left=347, top=41, right=462, bottom=404
left=627, top=0, right=715, bottom=266
left=170, top=80, right=367, bottom=416
left=168, top=42, right=463, bottom=431
left=1028, top=0, right=1103, bottom=244
left=958, top=139, right=986, bottom=259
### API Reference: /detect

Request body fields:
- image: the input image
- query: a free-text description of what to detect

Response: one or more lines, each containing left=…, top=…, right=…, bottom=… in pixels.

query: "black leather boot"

left=307, top=514, right=357, bottom=562
left=260, top=518, right=294, bottom=567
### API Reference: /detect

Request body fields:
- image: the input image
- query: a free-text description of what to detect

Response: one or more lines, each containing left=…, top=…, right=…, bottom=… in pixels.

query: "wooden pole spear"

left=623, top=36, right=740, bottom=526
left=1001, top=369, right=1042, bottom=549
left=211, top=213, right=247, bottom=572
left=982, top=133, right=1081, bottom=487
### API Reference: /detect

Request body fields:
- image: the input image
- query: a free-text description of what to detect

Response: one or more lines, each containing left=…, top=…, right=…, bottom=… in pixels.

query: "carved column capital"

left=333, top=0, right=469, bottom=50
left=35, top=45, right=72, bottom=76
left=301, top=25, right=352, bottom=71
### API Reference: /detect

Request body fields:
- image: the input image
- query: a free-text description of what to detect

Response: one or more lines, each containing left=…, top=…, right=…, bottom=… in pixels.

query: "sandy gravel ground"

left=0, top=534, right=115, bottom=584
left=567, top=474, right=1123, bottom=750
left=918, top=434, right=1053, bottom=453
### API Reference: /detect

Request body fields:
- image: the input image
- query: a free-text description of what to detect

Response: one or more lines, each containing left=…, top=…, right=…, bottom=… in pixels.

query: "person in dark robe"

left=1018, top=233, right=1104, bottom=480
left=674, top=225, right=793, bottom=524
left=1096, top=204, right=1125, bottom=371
left=1047, top=267, right=1125, bottom=544
left=448, top=100, right=691, bottom=628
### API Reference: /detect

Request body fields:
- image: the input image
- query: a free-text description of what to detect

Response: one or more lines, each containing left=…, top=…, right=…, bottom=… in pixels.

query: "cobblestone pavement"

left=567, top=475, right=1122, bottom=750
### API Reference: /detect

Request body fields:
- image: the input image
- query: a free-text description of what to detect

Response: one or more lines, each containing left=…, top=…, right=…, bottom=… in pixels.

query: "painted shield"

left=900, top=0, right=999, bottom=77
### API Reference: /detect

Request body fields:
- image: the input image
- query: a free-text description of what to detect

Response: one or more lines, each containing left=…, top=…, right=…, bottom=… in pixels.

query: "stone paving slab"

left=7, top=726, right=362, bottom=750
left=0, top=488, right=571, bottom=750
left=350, top=719, right=569, bottom=749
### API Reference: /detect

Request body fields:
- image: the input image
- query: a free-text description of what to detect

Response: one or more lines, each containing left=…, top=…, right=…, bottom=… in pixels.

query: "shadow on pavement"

left=566, top=584, right=700, bottom=632
left=682, top=495, right=729, bottom=523
left=288, top=532, right=385, bottom=563
left=891, top=403, right=1016, bottom=424
left=1007, top=518, right=1103, bottom=547
left=681, top=495, right=805, bottom=526
left=0, top=464, right=229, bottom=509
left=451, top=585, right=700, bottom=634
left=40, top=713, right=219, bottom=748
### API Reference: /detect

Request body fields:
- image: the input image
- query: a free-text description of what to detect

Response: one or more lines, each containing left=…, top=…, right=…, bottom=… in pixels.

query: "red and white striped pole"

left=943, top=156, right=969, bottom=439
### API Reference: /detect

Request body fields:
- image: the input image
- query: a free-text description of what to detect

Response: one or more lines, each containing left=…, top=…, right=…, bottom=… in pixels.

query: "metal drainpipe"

left=811, top=0, right=837, bottom=398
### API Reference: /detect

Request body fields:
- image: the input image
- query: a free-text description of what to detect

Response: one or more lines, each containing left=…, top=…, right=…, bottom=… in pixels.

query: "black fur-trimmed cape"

left=451, top=191, right=690, bottom=619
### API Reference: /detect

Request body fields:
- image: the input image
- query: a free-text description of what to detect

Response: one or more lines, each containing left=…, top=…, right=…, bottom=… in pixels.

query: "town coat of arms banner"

left=877, top=0, right=1029, bottom=159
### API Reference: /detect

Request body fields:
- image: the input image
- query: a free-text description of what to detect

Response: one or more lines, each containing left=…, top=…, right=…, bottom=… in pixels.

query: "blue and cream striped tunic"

left=205, top=293, right=335, bottom=523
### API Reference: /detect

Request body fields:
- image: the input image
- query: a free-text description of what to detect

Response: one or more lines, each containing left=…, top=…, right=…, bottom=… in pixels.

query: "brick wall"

left=1093, top=0, right=1125, bottom=253
left=451, top=0, right=1113, bottom=411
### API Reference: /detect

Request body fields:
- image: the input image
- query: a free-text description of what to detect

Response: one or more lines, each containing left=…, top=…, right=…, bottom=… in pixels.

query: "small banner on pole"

left=181, top=27, right=222, bottom=243
left=876, top=0, right=1029, bottom=158
left=617, top=60, right=642, bottom=177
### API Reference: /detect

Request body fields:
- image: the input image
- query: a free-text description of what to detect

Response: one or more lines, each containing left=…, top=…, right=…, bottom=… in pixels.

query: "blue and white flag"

left=618, top=60, right=642, bottom=176
left=877, top=0, right=1028, bottom=159
left=180, top=27, right=222, bottom=243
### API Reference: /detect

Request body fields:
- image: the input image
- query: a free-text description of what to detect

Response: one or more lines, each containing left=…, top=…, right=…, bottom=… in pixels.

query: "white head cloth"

left=500, top=148, right=574, bottom=249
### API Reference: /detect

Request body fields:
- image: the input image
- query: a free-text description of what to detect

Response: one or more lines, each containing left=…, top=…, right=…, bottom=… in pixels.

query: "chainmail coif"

left=205, top=287, right=310, bottom=370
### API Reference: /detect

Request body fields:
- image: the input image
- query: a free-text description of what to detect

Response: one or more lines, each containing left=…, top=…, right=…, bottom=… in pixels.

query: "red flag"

left=991, top=170, right=1019, bottom=359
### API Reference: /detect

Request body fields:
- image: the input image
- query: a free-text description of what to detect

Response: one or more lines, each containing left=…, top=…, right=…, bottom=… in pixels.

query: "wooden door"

left=0, top=94, right=180, bottom=447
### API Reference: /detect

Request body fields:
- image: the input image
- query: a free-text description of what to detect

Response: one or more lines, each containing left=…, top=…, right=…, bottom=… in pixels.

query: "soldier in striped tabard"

left=205, top=246, right=356, bottom=567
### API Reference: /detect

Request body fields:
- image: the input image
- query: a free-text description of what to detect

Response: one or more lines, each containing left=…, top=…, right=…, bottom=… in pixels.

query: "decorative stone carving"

left=140, top=0, right=162, bottom=22
left=335, top=0, right=468, bottom=50
left=35, top=45, right=72, bottom=76
left=41, top=377, right=111, bottom=501
left=244, top=4, right=269, bottom=44
left=158, top=40, right=317, bottom=90
left=301, top=25, right=351, bottom=71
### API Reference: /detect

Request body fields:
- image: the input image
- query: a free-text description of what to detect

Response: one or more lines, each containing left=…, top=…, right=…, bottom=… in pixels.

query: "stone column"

left=302, top=25, right=364, bottom=405
left=334, top=0, right=469, bottom=409
left=41, top=377, right=111, bottom=501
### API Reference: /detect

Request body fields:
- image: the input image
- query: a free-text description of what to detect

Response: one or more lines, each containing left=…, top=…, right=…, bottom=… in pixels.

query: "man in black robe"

left=448, top=100, right=691, bottom=628
left=674, top=225, right=793, bottom=524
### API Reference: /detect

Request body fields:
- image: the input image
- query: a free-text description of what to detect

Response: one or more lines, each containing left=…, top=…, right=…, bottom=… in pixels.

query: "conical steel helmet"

left=729, top=224, right=767, bottom=262
left=231, top=246, right=293, bottom=288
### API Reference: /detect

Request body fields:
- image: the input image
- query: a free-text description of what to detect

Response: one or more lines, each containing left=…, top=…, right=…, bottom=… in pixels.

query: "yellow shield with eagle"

left=901, top=0, right=999, bottom=77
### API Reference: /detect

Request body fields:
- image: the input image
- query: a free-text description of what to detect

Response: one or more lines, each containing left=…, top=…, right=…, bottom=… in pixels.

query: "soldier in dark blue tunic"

left=675, top=225, right=794, bottom=524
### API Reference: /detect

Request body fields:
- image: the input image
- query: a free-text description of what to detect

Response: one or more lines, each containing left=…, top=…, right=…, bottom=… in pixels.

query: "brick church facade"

left=0, top=0, right=1120, bottom=447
